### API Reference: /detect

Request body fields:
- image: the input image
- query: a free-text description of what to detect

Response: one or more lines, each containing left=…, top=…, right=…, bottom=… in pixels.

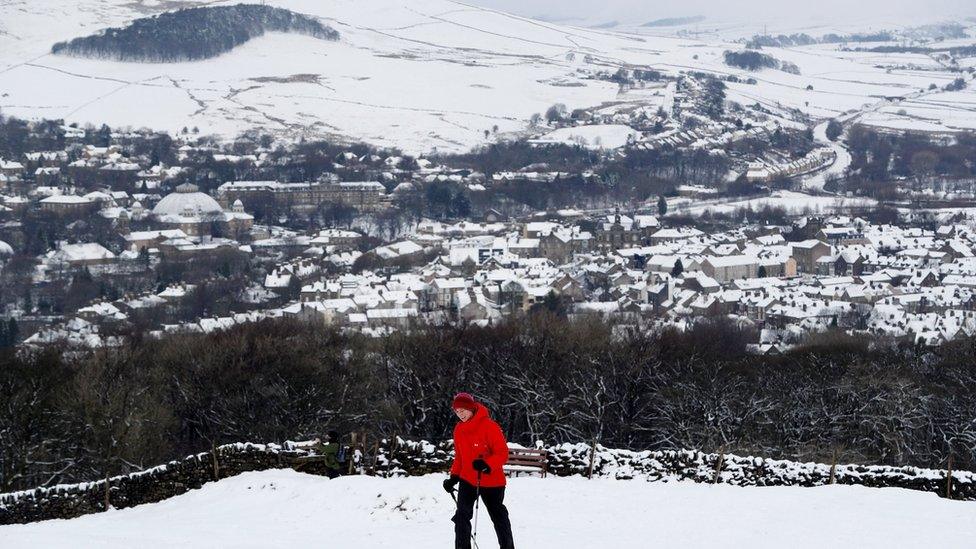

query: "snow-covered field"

left=2, top=470, right=974, bottom=548
left=860, top=89, right=976, bottom=133
left=2, top=0, right=975, bottom=153
left=530, top=124, right=639, bottom=149
left=0, top=0, right=632, bottom=153
left=673, top=190, right=877, bottom=216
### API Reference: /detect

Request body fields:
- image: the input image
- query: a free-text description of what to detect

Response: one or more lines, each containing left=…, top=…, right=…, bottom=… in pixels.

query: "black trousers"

left=452, top=479, right=515, bottom=549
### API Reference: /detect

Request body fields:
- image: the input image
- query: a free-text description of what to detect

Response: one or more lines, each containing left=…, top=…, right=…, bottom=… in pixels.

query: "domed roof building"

left=151, top=183, right=252, bottom=238
left=152, top=183, right=224, bottom=220
left=130, top=200, right=148, bottom=221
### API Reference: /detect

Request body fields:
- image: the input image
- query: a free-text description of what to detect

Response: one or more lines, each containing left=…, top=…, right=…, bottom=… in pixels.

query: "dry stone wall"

left=2, top=439, right=971, bottom=525
left=0, top=443, right=323, bottom=525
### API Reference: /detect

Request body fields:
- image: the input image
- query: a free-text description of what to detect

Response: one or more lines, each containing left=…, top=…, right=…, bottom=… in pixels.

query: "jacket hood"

left=457, top=402, right=490, bottom=429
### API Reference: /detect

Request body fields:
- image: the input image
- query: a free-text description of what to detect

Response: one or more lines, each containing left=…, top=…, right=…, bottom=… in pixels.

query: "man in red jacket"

left=443, top=392, right=515, bottom=549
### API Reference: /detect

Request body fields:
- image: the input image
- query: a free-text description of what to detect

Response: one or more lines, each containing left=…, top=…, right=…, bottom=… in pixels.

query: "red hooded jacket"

left=450, top=403, right=509, bottom=487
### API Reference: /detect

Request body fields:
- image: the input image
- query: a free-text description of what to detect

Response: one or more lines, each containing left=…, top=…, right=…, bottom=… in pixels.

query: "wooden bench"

left=504, top=448, right=549, bottom=478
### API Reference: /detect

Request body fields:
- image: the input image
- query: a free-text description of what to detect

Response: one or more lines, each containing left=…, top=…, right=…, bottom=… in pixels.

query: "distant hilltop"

left=51, top=4, right=339, bottom=63
left=642, top=16, right=706, bottom=28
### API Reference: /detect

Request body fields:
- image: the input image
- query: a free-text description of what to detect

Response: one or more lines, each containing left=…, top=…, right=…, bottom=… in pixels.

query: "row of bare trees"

left=1, top=316, right=975, bottom=493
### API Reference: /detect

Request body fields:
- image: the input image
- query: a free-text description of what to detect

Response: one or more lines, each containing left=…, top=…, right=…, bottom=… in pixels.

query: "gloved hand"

left=472, top=459, right=491, bottom=474
left=443, top=475, right=460, bottom=493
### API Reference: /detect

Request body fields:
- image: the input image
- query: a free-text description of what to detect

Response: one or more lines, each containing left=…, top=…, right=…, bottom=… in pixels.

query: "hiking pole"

left=448, top=488, right=481, bottom=549
left=473, top=471, right=482, bottom=548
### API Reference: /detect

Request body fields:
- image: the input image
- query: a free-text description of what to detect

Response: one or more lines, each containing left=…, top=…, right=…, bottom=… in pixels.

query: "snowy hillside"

left=2, top=469, right=974, bottom=548
left=2, top=0, right=976, bottom=152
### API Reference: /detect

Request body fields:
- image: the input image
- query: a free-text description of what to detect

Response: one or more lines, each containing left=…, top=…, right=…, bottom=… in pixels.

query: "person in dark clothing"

left=442, top=392, right=515, bottom=549
left=312, top=430, right=342, bottom=479
left=451, top=479, right=513, bottom=549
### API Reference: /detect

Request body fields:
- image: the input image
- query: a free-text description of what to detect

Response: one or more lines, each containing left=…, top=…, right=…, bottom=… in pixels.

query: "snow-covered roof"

left=152, top=183, right=223, bottom=218
left=49, top=243, right=115, bottom=263
left=40, top=195, right=91, bottom=204
left=375, top=241, right=423, bottom=260
left=704, top=255, right=758, bottom=268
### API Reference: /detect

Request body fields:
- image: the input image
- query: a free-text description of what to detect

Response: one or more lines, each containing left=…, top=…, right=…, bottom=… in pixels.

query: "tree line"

left=52, top=4, right=339, bottom=62
left=745, top=30, right=901, bottom=49
left=723, top=51, right=800, bottom=75
left=1, top=315, right=975, bottom=493
left=846, top=125, right=976, bottom=198
left=724, top=50, right=780, bottom=71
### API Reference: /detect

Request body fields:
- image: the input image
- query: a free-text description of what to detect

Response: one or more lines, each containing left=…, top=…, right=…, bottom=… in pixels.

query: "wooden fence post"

left=587, top=439, right=597, bottom=480
left=946, top=453, right=954, bottom=500
left=348, top=433, right=357, bottom=476
left=212, top=442, right=220, bottom=481
left=360, top=432, right=367, bottom=475
left=828, top=448, right=837, bottom=485
left=712, top=446, right=726, bottom=485
left=362, top=431, right=368, bottom=475
left=371, top=441, right=380, bottom=475
left=103, top=474, right=111, bottom=511
left=386, top=433, right=400, bottom=473
left=388, top=434, right=399, bottom=476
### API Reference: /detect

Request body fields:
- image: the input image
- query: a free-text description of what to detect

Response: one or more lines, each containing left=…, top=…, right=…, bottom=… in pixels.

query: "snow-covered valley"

left=2, top=0, right=976, bottom=153
left=2, top=469, right=974, bottom=548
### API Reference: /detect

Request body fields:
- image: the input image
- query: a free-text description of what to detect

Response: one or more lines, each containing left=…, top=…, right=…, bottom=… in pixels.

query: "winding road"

left=801, top=119, right=853, bottom=192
